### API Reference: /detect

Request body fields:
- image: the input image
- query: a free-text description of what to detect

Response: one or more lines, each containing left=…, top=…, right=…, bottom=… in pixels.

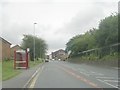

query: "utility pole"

left=34, top=22, right=37, bottom=63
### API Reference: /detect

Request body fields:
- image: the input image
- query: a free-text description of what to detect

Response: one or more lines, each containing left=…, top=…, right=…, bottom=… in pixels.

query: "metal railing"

left=77, top=43, right=120, bottom=59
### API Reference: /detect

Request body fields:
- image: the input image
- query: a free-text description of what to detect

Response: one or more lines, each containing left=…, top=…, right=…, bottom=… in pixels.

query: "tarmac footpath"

left=2, top=63, right=44, bottom=88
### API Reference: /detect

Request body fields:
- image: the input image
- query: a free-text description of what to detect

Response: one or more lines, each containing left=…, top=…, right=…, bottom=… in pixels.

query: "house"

left=52, top=49, right=68, bottom=60
left=49, top=54, right=52, bottom=60
left=0, top=37, right=11, bottom=60
left=45, top=55, right=50, bottom=59
left=10, top=45, right=23, bottom=59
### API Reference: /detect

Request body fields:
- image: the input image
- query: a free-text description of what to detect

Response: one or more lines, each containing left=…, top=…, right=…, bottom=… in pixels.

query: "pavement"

left=2, top=60, right=119, bottom=89
left=2, top=63, right=43, bottom=88
left=0, top=81, right=2, bottom=90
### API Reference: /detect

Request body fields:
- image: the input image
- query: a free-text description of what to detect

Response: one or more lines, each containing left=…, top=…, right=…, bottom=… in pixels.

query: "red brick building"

left=10, top=45, right=23, bottom=59
left=0, top=37, right=11, bottom=60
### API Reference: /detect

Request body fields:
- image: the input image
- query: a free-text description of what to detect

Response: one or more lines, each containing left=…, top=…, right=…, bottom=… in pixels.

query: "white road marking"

left=90, top=71, right=104, bottom=75
left=59, top=66, right=100, bottom=88
left=96, top=76, right=119, bottom=88
left=29, top=66, right=44, bottom=88
left=96, top=77, right=117, bottom=79
left=97, top=79, right=118, bottom=88
left=23, top=66, right=42, bottom=88
left=23, top=65, right=44, bottom=88
left=78, top=68, right=86, bottom=71
left=112, top=67, right=120, bottom=70
left=61, top=63, right=119, bottom=88
left=104, top=80, right=119, bottom=82
left=79, top=71, right=90, bottom=76
left=88, top=73, right=104, bottom=76
left=29, top=72, right=40, bottom=88
left=78, top=69, right=104, bottom=76
left=78, top=68, right=104, bottom=75
left=91, top=71, right=96, bottom=73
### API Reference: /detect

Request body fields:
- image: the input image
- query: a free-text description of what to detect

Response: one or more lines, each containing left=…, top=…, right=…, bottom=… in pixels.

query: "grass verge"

left=0, top=62, right=2, bottom=81
left=2, top=60, right=21, bottom=81
left=29, top=58, right=43, bottom=68
left=2, top=59, right=43, bottom=81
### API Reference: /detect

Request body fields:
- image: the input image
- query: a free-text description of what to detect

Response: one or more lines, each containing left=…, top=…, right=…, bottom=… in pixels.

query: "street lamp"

left=34, top=22, right=37, bottom=63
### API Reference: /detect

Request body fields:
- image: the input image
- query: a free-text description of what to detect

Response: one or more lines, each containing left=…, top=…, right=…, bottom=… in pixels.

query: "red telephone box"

left=14, top=49, right=29, bottom=69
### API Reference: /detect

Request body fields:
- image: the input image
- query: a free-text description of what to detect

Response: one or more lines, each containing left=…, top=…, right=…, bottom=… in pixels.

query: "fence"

left=77, top=43, right=120, bottom=59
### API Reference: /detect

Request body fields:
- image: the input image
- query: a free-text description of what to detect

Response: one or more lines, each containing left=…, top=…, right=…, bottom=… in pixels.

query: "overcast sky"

left=0, top=0, right=119, bottom=54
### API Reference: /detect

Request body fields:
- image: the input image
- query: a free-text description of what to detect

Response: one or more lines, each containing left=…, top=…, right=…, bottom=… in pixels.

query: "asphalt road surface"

left=29, top=60, right=119, bottom=88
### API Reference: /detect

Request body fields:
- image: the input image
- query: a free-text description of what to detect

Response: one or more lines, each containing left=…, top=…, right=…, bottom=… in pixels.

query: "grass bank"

left=68, top=53, right=119, bottom=67
left=2, top=59, right=43, bottom=81
left=0, top=62, right=2, bottom=81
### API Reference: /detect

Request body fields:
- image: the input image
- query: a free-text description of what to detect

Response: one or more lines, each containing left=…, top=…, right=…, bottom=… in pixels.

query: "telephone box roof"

left=16, top=50, right=26, bottom=53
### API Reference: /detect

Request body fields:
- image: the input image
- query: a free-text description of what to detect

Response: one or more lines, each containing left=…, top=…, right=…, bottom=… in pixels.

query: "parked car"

left=63, top=59, right=65, bottom=61
left=45, top=59, right=49, bottom=62
left=52, top=59, right=55, bottom=61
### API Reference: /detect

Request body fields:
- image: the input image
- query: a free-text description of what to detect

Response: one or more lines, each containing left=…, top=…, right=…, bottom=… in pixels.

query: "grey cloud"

left=56, top=2, right=117, bottom=36
left=57, top=5, right=104, bottom=35
left=2, top=23, right=34, bottom=44
left=1, top=1, right=118, bottom=54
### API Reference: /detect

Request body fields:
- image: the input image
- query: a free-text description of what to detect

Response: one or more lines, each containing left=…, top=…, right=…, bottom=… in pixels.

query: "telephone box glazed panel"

left=14, top=49, right=29, bottom=69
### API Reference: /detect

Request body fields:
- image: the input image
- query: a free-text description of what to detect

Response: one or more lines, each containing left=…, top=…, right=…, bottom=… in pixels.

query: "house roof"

left=11, top=45, right=22, bottom=49
left=52, top=49, right=65, bottom=54
left=0, top=37, right=11, bottom=45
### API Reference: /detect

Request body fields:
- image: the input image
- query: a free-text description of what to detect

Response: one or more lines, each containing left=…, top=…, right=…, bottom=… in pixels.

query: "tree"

left=95, top=14, right=118, bottom=47
left=21, top=35, right=48, bottom=60
left=66, top=14, right=118, bottom=57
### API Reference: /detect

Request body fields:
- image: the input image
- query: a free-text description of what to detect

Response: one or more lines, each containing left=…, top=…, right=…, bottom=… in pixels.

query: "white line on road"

left=23, top=65, right=44, bottom=88
left=79, top=71, right=90, bottom=76
left=97, top=79, right=118, bottom=88
left=79, top=71, right=104, bottom=76
left=78, top=68, right=86, bottom=71
left=96, top=77, right=118, bottom=79
left=78, top=68, right=104, bottom=76
left=90, top=71, right=104, bottom=75
left=104, top=80, right=119, bottom=82
left=112, top=67, right=120, bottom=70
left=29, top=66, right=44, bottom=88
left=59, top=66, right=100, bottom=88
left=88, top=73, right=104, bottom=76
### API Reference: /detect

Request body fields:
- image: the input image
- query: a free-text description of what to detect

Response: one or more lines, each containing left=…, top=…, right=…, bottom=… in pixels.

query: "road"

left=28, top=60, right=119, bottom=88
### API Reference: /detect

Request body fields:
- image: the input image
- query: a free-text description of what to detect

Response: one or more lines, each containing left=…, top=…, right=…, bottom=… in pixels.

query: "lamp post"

left=34, top=22, right=37, bottom=63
